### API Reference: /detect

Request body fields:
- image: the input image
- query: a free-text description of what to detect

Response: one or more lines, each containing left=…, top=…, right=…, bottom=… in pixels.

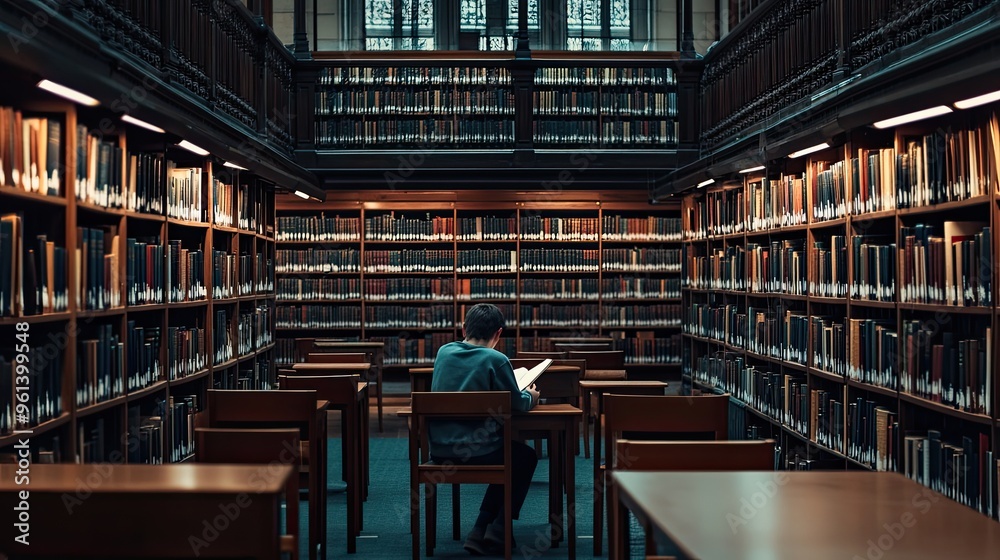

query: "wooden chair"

left=205, top=389, right=327, bottom=560
left=409, top=391, right=513, bottom=560
left=195, top=428, right=302, bottom=560
left=280, top=373, right=368, bottom=554
left=610, top=439, right=775, bottom=560
left=567, top=350, right=626, bottom=377
left=307, top=352, right=368, bottom=363
left=595, top=393, right=729, bottom=556
left=312, top=340, right=386, bottom=433
left=555, top=342, right=613, bottom=352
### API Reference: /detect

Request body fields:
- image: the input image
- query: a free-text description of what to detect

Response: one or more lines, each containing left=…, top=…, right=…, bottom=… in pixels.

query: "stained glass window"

left=507, top=0, right=539, bottom=28
left=567, top=0, right=631, bottom=51
left=461, top=0, right=485, bottom=29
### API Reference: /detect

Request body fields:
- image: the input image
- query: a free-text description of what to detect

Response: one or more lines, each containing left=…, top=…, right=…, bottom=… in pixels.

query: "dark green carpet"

left=300, top=437, right=645, bottom=559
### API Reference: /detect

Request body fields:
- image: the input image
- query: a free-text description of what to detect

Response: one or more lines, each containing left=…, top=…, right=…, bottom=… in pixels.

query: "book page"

left=512, top=358, right=552, bottom=391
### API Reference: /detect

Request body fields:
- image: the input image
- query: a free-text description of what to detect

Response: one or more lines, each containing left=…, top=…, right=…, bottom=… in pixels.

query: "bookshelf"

left=680, top=105, right=1000, bottom=518
left=0, top=94, right=276, bottom=465
left=274, top=192, right=683, bottom=376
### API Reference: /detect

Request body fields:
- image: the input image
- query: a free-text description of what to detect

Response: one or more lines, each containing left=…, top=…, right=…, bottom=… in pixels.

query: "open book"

left=513, top=359, right=553, bottom=391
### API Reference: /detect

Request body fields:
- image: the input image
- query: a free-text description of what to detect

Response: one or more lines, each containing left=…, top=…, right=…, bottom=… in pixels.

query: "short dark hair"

left=464, top=303, right=505, bottom=340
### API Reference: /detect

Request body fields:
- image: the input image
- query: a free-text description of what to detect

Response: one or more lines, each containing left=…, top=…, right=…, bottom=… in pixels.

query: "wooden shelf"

left=275, top=239, right=361, bottom=244
left=0, top=312, right=73, bottom=326
left=166, top=217, right=210, bottom=229
left=897, top=302, right=992, bottom=315
left=0, top=187, right=68, bottom=207
left=809, top=295, right=848, bottom=304
left=746, top=292, right=808, bottom=302
left=809, top=367, right=844, bottom=383
left=897, top=195, right=991, bottom=216
left=169, top=368, right=212, bottom=386
left=0, top=413, right=71, bottom=447
left=77, top=308, right=127, bottom=319
left=168, top=300, right=209, bottom=309
left=845, top=378, right=898, bottom=399
left=897, top=392, right=992, bottom=425
left=127, top=303, right=168, bottom=312
left=126, top=212, right=167, bottom=223
left=848, top=299, right=895, bottom=309
left=850, top=209, right=896, bottom=222
left=808, top=216, right=847, bottom=228
left=76, top=201, right=125, bottom=216
left=277, top=298, right=363, bottom=304
left=256, top=342, right=276, bottom=353
left=127, top=381, right=168, bottom=402
left=77, top=395, right=128, bottom=418
left=455, top=270, right=518, bottom=275
left=363, top=239, right=456, bottom=244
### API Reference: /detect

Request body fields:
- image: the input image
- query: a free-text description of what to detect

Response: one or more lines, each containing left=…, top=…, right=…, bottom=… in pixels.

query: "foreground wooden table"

left=614, top=470, right=1000, bottom=560
left=0, top=463, right=293, bottom=559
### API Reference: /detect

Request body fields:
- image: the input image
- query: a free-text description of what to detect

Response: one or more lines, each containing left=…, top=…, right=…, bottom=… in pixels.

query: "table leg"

left=582, top=388, right=592, bottom=459
left=565, top=416, right=576, bottom=560
left=593, top=392, right=603, bottom=556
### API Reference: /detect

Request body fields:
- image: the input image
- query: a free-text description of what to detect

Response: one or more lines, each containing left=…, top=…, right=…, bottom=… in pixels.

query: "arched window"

left=365, top=0, right=435, bottom=50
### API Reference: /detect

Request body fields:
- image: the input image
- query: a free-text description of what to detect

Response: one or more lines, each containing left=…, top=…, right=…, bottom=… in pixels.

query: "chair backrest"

left=206, top=389, right=318, bottom=433
left=516, top=351, right=567, bottom=360
left=307, top=352, right=368, bottom=363
left=604, top=394, right=729, bottom=446
left=279, top=374, right=359, bottom=407
left=508, top=359, right=584, bottom=402
left=614, top=439, right=776, bottom=471
left=409, top=391, right=511, bottom=462
left=567, top=350, right=625, bottom=370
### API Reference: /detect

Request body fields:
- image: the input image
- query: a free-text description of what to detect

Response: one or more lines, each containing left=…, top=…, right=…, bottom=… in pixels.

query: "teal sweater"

left=428, top=341, right=535, bottom=458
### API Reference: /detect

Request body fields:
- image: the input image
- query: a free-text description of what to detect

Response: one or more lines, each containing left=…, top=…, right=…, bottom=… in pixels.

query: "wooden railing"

left=78, top=0, right=295, bottom=154
left=700, top=0, right=998, bottom=151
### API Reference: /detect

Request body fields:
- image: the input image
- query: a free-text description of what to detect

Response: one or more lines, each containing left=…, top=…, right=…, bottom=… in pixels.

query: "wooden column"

left=293, top=0, right=310, bottom=59
left=680, top=0, right=695, bottom=59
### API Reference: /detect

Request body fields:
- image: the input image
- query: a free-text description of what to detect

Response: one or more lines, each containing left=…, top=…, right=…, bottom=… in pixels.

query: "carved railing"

left=700, top=0, right=997, bottom=151
left=78, top=0, right=295, bottom=154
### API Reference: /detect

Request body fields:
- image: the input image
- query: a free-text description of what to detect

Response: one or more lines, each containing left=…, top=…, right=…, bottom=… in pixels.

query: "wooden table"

left=613, top=470, right=1000, bottom=560
left=399, top=403, right=582, bottom=558
left=313, top=341, right=386, bottom=432
left=0, top=463, right=294, bottom=559
left=409, top=364, right=581, bottom=393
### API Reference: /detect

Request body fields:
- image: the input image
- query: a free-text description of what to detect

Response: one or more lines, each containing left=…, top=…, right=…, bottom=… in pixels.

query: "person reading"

left=429, top=303, right=540, bottom=555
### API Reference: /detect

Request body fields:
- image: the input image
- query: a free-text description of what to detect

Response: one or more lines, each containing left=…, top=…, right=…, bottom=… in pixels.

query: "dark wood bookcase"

left=275, top=191, right=682, bottom=379
left=0, top=91, right=276, bottom=464
left=681, top=104, right=1000, bottom=519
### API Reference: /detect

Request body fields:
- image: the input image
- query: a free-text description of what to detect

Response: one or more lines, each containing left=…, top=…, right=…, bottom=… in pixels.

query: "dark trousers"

left=434, top=440, right=538, bottom=520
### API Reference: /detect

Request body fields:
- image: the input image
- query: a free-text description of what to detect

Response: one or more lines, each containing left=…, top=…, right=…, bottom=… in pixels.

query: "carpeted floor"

left=302, top=432, right=635, bottom=559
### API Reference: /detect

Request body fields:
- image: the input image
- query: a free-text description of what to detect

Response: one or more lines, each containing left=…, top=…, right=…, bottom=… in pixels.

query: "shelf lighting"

left=223, top=161, right=248, bottom=170
left=696, top=178, right=715, bottom=188
left=121, top=115, right=165, bottom=133
left=36, top=79, right=99, bottom=106
left=873, top=106, right=952, bottom=129
left=177, top=140, right=210, bottom=156
left=788, top=143, right=830, bottom=159
left=954, top=89, right=1000, bottom=110
left=293, top=190, right=310, bottom=200
left=739, top=165, right=765, bottom=174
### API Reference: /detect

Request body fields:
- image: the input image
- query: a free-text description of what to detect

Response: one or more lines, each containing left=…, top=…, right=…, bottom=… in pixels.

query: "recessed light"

left=739, top=165, right=765, bottom=174
left=696, top=178, right=715, bottom=188
left=177, top=140, right=210, bottom=156
left=37, top=79, right=99, bottom=106
left=223, top=161, right=248, bottom=170
left=788, top=143, right=830, bottom=159
left=954, top=90, right=1000, bottom=110
left=873, top=106, right=952, bottom=129
left=121, top=115, right=165, bottom=133
left=293, top=190, right=310, bottom=200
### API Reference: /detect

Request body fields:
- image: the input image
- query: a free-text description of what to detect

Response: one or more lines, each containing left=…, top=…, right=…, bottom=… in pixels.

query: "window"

left=566, top=0, right=632, bottom=51
left=365, top=0, right=435, bottom=50
left=459, top=0, right=539, bottom=51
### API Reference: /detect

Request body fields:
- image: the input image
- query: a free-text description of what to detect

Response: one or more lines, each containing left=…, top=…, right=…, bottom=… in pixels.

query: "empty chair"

left=567, top=350, right=625, bottom=378
left=195, top=428, right=302, bottom=560
left=595, top=393, right=729, bottom=556
left=610, top=439, right=775, bottom=559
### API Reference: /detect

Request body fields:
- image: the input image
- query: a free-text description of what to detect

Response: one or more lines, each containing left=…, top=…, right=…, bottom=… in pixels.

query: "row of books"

left=212, top=178, right=234, bottom=228
left=78, top=227, right=120, bottom=311
left=364, top=249, right=455, bottom=272
left=899, top=223, right=991, bottom=307
left=457, top=216, right=518, bottom=240
left=901, top=321, right=992, bottom=416
left=212, top=251, right=237, bottom=299
left=1, top=215, right=69, bottom=316
left=365, top=213, right=454, bottom=241
left=362, top=278, right=453, bottom=301
left=167, top=325, right=207, bottom=379
left=215, top=357, right=274, bottom=390
left=457, top=249, right=517, bottom=272
left=685, top=303, right=809, bottom=365
left=214, top=309, right=234, bottom=365
left=746, top=176, right=807, bottom=231
left=275, top=248, right=360, bottom=273
left=851, top=239, right=896, bottom=301
left=236, top=184, right=266, bottom=234
left=518, top=304, right=600, bottom=327
left=746, top=241, right=807, bottom=295
left=534, top=67, right=675, bottom=86
left=601, top=247, right=682, bottom=272
left=126, top=237, right=163, bottom=306
left=369, top=334, right=457, bottom=365
left=318, top=66, right=512, bottom=86
left=903, top=431, right=995, bottom=517
left=166, top=165, right=204, bottom=223
left=169, top=394, right=199, bottom=463
left=0, top=347, right=63, bottom=433
left=365, top=305, right=455, bottom=329
left=76, top=324, right=124, bottom=407
left=277, top=278, right=361, bottom=301
left=315, top=119, right=514, bottom=147
left=532, top=91, right=677, bottom=116
left=127, top=322, right=161, bottom=392
left=520, top=216, right=600, bottom=240
left=277, top=215, right=361, bottom=242
left=611, top=332, right=684, bottom=364
left=127, top=405, right=165, bottom=465
left=811, top=236, right=848, bottom=297
left=532, top=120, right=677, bottom=146
left=603, top=216, right=682, bottom=241
left=237, top=305, right=273, bottom=356
left=168, top=242, right=206, bottom=303
left=0, top=107, right=61, bottom=196
left=316, top=89, right=516, bottom=116
left=516, top=278, right=598, bottom=300
left=276, top=305, right=362, bottom=328
left=602, top=304, right=683, bottom=327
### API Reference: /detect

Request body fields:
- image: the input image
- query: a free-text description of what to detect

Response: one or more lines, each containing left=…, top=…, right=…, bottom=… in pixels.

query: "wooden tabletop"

left=613, top=471, right=1000, bottom=560
left=0, top=463, right=293, bottom=494
left=314, top=341, right=384, bottom=348
left=292, top=362, right=371, bottom=371
left=580, top=379, right=668, bottom=388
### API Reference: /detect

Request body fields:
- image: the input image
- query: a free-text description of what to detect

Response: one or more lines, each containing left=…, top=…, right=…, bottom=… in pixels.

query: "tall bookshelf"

left=681, top=105, right=1000, bottom=518
left=274, top=192, right=683, bottom=379
left=0, top=89, right=276, bottom=465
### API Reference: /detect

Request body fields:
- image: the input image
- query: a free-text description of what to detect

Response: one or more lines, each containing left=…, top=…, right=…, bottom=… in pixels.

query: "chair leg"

left=411, top=477, right=420, bottom=560
left=376, top=366, right=384, bottom=433
left=451, top=484, right=461, bottom=540
left=594, top=468, right=604, bottom=556
left=426, top=482, right=437, bottom=556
